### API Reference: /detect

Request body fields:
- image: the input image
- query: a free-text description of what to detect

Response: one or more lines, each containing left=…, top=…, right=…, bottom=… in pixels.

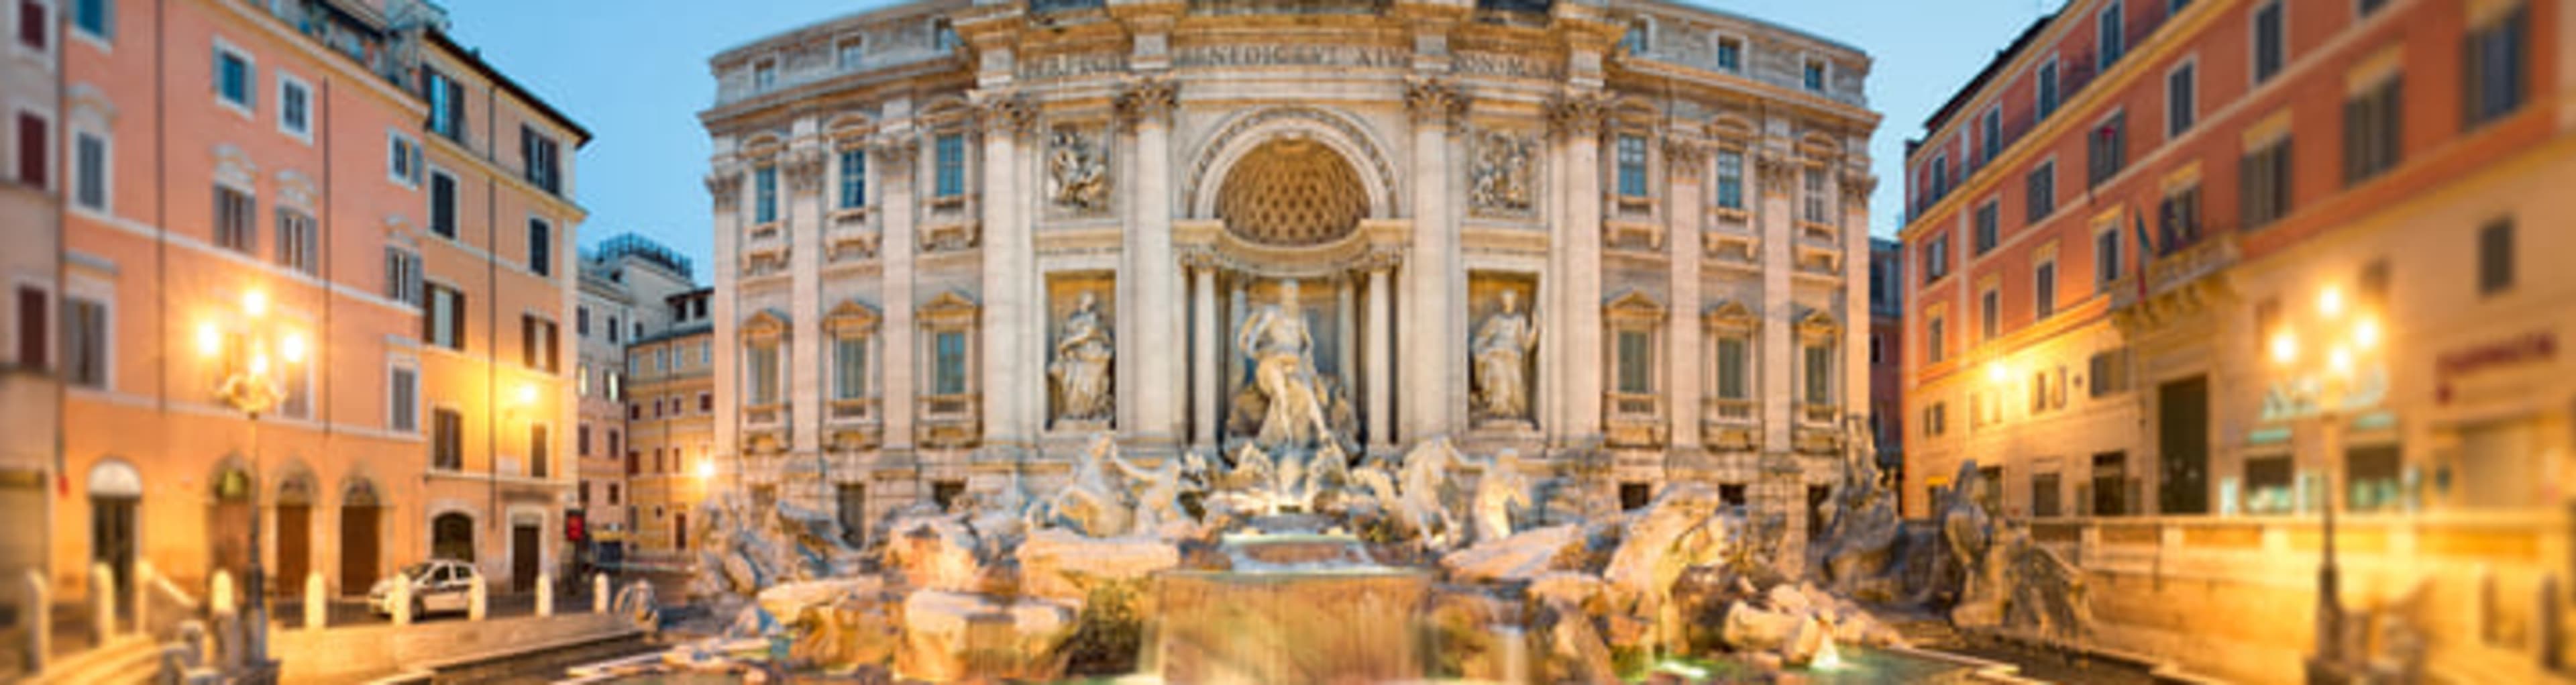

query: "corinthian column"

left=1189, top=258, right=1218, bottom=450
left=979, top=93, right=1036, bottom=454
left=1665, top=138, right=1707, bottom=456
left=1364, top=263, right=1393, bottom=450
left=786, top=122, right=828, bottom=458
left=1401, top=78, right=1468, bottom=443
left=1120, top=78, right=1183, bottom=451
left=1550, top=93, right=1610, bottom=447
left=875, top=127, right=920, bottom=454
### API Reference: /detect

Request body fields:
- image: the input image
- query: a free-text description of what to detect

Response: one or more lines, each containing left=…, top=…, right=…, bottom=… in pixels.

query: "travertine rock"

left=1440, top=523, right=1585, bottom=584
left=1014, top=529, right=1180, bottom=602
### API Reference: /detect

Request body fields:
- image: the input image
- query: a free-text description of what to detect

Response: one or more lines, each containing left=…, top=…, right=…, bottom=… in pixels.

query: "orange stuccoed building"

left=52, top=0, right=587, bottom=604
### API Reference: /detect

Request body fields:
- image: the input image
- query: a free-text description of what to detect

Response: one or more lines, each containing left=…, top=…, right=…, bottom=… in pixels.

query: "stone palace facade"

left=700, top=0, right=1880, bottom=551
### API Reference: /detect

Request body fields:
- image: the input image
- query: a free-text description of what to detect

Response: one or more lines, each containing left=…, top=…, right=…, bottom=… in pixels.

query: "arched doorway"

left=431, top=512, right=474, bottom=563
left=209, top=460, right=255, bottom=582
left=274, top=470, right=315, bottom=596
left=87, top=460, right=142, bottom=601
left=339, top=478, right=383, bottom=592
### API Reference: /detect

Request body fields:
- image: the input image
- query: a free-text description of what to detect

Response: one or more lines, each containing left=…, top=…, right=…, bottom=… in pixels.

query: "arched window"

left=431, top=512, right=475, bottom=562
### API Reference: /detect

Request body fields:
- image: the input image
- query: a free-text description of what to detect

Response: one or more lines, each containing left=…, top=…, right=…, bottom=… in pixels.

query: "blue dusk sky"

left=440, top=0, right=2065, bottom=268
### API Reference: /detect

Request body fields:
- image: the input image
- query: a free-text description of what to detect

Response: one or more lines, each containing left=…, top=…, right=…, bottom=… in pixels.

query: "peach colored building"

left=622, top=291, right=714, bottom=557
left=53, top=0, right=588, bottom=607
left=4, top=1, right=65, bottom=674
left=1901, top=0, right=2571, bottom=681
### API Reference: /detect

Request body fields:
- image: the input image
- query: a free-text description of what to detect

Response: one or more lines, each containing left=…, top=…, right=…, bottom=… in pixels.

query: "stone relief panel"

left=1046, top=125, right=1113, bottom=215
left=1469, top=128, right=1538, bottom=218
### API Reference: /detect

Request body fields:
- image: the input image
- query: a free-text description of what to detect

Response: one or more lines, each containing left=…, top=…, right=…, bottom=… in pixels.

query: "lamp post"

left=2273, top=284, right=2383, bottom=683
left=199, top=288, right=304, bottom=682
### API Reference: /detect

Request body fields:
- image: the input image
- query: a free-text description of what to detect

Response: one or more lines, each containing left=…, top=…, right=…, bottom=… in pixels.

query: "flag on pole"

left=2131, top=203, right=2155, bottom=299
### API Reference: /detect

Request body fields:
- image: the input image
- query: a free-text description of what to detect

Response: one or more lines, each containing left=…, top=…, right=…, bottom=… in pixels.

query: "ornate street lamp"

left=198, top=288, right=304, bottom=682
left=2272, top=284, right=2384, bottom=682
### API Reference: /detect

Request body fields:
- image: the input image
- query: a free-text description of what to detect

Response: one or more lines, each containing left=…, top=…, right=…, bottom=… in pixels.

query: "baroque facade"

left=703, top=0, right=1878, bottom=554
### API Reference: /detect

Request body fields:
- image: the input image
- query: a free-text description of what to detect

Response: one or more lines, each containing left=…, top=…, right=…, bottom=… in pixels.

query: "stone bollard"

left=536, top=572, right=553, bottom=617
left=134, top=561, right=154, bottom=637
left=467, top=575, right=487, bottom=622
left=594, top=574, right=609, bottom=614
left=25, top=570, right=49, bottom=676
left=209, top=570, right=235, bottom=617
left=90, top=562, right=117, bottom=643
left=305, top=573, right=327, bottom=630
left=388, top=576, right=411, bottom=626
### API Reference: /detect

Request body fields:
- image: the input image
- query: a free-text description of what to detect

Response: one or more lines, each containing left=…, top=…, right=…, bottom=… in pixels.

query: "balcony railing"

left=828, top=397, right=879, bottom=423
left=2111, top=231, right=2238, bottom=311
left=1605, top=392, right=1666, bottom=447
left=1707, top=398, right=1756, bottom=423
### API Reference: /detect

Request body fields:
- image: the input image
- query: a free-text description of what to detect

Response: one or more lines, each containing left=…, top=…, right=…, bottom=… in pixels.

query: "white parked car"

left=368, top=560, right=479, bottom=617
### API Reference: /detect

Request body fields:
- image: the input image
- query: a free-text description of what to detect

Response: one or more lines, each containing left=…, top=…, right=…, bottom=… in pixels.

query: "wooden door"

left=276, top=505, right=310, bottom=596
left=339, top=506, right=380, bottom=594
left=511, top=524, right=539, bottom=593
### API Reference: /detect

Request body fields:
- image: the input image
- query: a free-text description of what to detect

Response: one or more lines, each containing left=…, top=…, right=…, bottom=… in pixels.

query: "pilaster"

left=787, top=118, right=828, bottom=456
left=708, top=163, right=745, bottom=466
left=1666, top=138, right=1707, bottom=452
left=1401, top=77, right=1468, bottom=442
left=1119, top=78, right=1184, bottom=451
left=1756, top=150, right=1797, bottom=453
left=875, top=113, right=920, bottom=452
left=1550, top=92, right=1611, bottom=448
left=978, top=93, right=1037, bottom=454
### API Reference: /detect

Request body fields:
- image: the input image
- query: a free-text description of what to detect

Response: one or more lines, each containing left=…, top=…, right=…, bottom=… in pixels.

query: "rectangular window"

left=2089, top=348, right=2130, bottom=397
left=1715, top=337, right=1748, bottom=400
left=2240, top=135, right=2294, bottom=229
left=1801, top=166, right=1831, bottom=223
left=2096, top=1, right=2125, bottom=70
left=384, top=248, right=422, bottom=306
left=753, top=165, right=778, bottom=223
left=432, top=408, right=463, bottom=470
left=1924, top=402, right=1946, bottom=437
left=2253, top=1, right=2285, bottom=84
left=1803, top=344, right=1832, bottom=404
left=62, top=297, right=105, bottom=388
left=72, top=0, right=109, bottom=41
left=527, top=217, right=553, bottom=276
left=2357, top=0, right=2385, bottom=17
left=521, top=315, right=557, bottom=372
left=389, top=366, right=418, bottom=432
left=521, top=125, right=562, bottom=195
left=1972, top=201, right=1999, bottom=254
left=2158, top=184, right=2202, bottom=250
left=425, top=284, right=465, bottom=350
left=2033, top=473, right=2063, bottom=517
left=1803, top=58, right=1826, bottom=92
left=2035, top=260, right=2058, bottom=318
left=753, top=59, right=776, bottom=91
left=1716, top=38, right=1741, bottom=70
left=934, top=133, right=967, bottom=198
left=2087, top=111, right=2127, bottom=188
left=278, top=75, right=311, bottom=139
left=14, top=286, right=44, bottom=368
left=2344, top=75, right=2403, bottom=185
left=2167, top=62, right=2196, bottom=137
left=2479, top=219, right=2514, bottom=296
left=838, top=38, right=864, bottom=70
left=578, top=424, right=590, bottom=456
left=2037, top=59, right=2061, bottom=119
left=2025, top=160, right=2055, bottom=221
left=1980, top=107, right=2002, bottom=163
left=746, top=344, right=779, bottom=404
left=2463, top=5, right=2529, bottom=129
left=73, top=131, right=106, bottom=211
left=1621, top=21, right=1646, bottom=53
left=933, top=19, right=955, bottom=52
left=1980, top=287, right=2001, bottom=341
left=1613, top=329, right=1651, bottom=394
left=422, top=69, right=464, bottom=142
left=429, top=170, right=457, bottom=238
left=1930, top=152, right=1950, bottom=200
left=530, top=425, right=549, bottom=478
left=1714, top=150, right=1744, bottom=209
left=1615, top=134, right=1648, bottom=198
left=1928, top=315, right=1947, bottom=364
left=835, top=336, right=867, bottom=400
left=15, top=113, right=45, bottom=189
left=838, top=148, right=867, bottom=210
left=387, top=134, right=420, bottom=187
left=214, top=185, right=256, bottom=254
left=216, top=45, right=253, bottom=111
left=2096, top=226, right=2124, bottom=287
left=274, top=208, right=317, bottom=275
left=934, top=331, right=968, bottom=395
left=1923, top=233, right=1950, bottom=282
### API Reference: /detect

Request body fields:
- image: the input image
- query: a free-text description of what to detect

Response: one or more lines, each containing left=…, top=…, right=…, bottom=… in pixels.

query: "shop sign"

left=2436, top=330, right=2557, bottom=404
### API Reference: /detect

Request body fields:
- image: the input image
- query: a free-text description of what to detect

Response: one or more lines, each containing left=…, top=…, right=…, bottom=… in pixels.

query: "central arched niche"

left=1214, top=138, right=1369, bottom=247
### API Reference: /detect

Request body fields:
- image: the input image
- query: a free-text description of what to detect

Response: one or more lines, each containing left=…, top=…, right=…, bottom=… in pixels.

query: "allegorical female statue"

left=1049, top=292, right=1114, bottom=423
left=1236, top=280, right=1334, bottom=454
left=1471, top=289, right=1538, bottom=422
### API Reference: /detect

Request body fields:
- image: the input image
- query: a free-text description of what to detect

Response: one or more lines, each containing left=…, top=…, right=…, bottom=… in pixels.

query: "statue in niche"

left=1049, top=292, right=1115, bottom=425
left=1234, top=279, right=1336, bottom=455
left=1472, top=288, right=1538, bottom=423
left=1471, top=130, right=1535, bottom=214
left=1047, top=129, right=1111, bottom=212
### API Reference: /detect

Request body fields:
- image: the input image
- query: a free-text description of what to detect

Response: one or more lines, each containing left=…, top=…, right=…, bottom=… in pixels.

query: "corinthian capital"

left=1404, top=77, right=1469, bottom=126
left=1662, top=138, right=1707, bottom=174
left=976, top=92, right=1038, bottom=138
left=784, top=148, right=828, bottom=196
left=1116, top=76, right=1179, bottom=131
left=1546, top=92, right=1613, bottom=139
left=705, top=170, right=743, bottom=210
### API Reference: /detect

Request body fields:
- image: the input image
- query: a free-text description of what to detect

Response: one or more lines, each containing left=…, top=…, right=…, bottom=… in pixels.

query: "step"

left=34, top=635, right=162, bottom=685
